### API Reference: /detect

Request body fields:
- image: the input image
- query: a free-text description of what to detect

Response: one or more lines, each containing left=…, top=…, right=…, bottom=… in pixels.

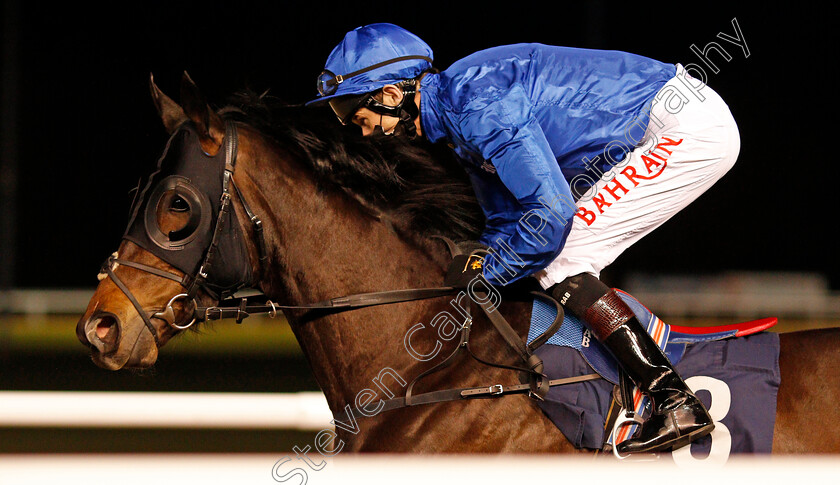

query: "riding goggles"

left=315, top=55, right=433, bottom=97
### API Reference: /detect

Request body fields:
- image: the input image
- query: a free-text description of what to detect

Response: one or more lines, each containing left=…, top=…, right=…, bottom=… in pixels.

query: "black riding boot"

left=602, top=312, right=714, bottom=453
left=550, top=276, right=714, bottom=454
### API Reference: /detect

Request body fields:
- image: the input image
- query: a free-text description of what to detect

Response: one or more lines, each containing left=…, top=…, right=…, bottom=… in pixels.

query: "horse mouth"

left=91, top=341, right=159, bottom=370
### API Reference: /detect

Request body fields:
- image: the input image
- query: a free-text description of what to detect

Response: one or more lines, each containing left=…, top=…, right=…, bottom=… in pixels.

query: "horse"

left=76, top=73, right=840, bottom=454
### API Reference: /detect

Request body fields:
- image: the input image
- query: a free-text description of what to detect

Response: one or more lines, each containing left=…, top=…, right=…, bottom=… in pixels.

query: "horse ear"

left=149, top=73, right=188, bottom=134
left=180, top=71, right=225, bottom=149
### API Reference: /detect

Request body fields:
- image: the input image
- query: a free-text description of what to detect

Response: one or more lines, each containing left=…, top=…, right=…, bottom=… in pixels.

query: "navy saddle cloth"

left=526, top=290, right=780, bottom=458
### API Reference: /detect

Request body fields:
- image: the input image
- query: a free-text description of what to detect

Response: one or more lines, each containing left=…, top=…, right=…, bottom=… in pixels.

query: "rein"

left=194, top=287, right=459, bottom=324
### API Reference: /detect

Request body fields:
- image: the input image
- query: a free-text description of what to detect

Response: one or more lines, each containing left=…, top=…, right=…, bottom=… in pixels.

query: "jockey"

left=309, top=23, right=740, bottom=454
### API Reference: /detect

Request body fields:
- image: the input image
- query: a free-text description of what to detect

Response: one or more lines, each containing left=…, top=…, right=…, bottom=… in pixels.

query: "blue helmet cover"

left=308, top=23, right=433, bottom=105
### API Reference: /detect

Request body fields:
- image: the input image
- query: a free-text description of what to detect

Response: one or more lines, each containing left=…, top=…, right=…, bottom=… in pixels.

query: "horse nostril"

left=96, top=316, right=117, bottom=340
left=85, top=312, right=121, bottom=353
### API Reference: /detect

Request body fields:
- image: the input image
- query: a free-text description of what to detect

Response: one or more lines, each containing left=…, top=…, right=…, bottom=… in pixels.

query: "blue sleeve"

left=456, top=85, right=577, bottom=286
left=463, top=165, right=520, bottom=248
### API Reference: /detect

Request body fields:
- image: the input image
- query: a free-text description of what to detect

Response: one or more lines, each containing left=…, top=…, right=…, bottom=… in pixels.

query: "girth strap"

left=333, top=373, right=601, bottom=424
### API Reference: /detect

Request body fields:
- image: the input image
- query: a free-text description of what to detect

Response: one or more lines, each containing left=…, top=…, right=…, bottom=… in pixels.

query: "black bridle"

left=100, top=118, right=600, bottom=417
left=100, top=118, right=261, bottom=343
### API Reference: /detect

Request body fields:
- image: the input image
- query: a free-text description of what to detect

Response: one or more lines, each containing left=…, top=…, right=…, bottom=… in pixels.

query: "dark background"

left=2, top=1, right=837, bottom=290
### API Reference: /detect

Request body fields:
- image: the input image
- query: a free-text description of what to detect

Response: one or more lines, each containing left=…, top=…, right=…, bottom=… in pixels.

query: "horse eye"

left=170, top=196, right=190, bottom=212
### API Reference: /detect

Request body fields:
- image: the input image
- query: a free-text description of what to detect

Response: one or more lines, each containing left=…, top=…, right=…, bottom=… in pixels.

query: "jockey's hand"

left=444, top=249, right=488, bottom=288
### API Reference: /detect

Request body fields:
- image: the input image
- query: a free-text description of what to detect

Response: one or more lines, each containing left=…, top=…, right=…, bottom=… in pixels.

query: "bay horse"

left=76, top=73, right=839, bottom=454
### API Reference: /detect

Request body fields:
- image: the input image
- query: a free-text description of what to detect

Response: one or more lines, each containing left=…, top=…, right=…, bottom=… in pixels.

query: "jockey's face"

left=351, top=84, right=404, bottom=136
left=352, top=107, right=400, bottom=136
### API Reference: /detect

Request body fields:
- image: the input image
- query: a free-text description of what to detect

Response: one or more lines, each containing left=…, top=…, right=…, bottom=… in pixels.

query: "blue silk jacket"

left=419, top=43, right=676, bottom=285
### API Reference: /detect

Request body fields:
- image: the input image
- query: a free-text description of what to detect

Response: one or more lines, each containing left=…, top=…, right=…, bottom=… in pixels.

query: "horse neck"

left=236, top=127, right=452, bottom=411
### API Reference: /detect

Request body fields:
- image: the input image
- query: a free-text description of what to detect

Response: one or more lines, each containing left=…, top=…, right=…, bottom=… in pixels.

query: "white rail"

left=0, top=391, right=333, bottom=429
left=0, top=454, right=838, bottom=485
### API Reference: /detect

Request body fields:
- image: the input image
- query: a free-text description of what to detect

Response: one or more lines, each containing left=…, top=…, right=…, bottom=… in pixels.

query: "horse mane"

left=222, top=90, right=484, bottom=243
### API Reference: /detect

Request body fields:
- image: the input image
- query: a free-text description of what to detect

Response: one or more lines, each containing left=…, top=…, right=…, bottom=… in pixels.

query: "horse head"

left=76, top=73, right=266, bottom=369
